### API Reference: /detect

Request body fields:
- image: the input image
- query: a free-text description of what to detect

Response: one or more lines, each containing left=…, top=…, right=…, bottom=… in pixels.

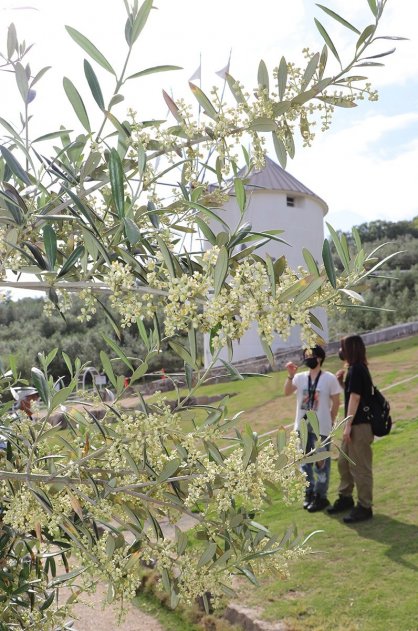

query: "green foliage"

left=328, top=217, right=418, bottom=339
left=0, top=296, right=186, bottom=381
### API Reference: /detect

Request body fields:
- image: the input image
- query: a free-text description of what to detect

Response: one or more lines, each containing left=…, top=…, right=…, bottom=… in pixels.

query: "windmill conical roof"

left=238, top=156, right=328, bottom=212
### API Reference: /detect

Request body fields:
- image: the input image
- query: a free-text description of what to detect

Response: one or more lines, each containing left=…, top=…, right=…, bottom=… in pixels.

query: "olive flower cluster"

left=185, top=434, right=307, bottom=514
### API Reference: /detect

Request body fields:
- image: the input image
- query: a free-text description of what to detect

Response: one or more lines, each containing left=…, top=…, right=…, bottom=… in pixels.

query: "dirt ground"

left=64, top=584, right=165, bottom=631
left=61, top=515, right=197, bottom=631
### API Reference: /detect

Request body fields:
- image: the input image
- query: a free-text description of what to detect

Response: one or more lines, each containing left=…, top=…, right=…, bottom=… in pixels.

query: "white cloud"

left=0, top=0, right=417, bottom=234
left=292, top=112, right=418, bottom=230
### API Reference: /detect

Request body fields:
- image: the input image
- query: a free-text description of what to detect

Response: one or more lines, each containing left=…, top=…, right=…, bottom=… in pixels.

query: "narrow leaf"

left=301, top=52, right=320, bottom=90
left=103, top=335, right=133, bottom=371
left=213, top=246, right=228, bottom=296
left=57, top=245, right=85, bottom=277
left=51, top=386, right=75, bottom=410
left=43, top=225, right=57, bottom=270
left=317, top=95, right=357, bottom=108
left=156, top=458, right=181, bottom=483
left=309, top=311, right=324, bottom=330
left=65, top=26, right=115, bottom=74
left=220, top=359, right=244, bottom=381
left=250, top=117, right=277, bottom=132
left=155, top=235, right=176, bottom=277
left=257, top=59, right=269, bottom=91
left=198, top=542, right=217, bottom=567
left=168, top=341, right=195, bottom=368
left=15, top=62, right=29, bottom=103
left=356, top=24, right=376, bottom=50
left=100, top=350, right=117, bottom=388
left=302, top=248, right=320, bottom=277
left=189, top=83, right=218, bottom=120
left=0, top=145, right=31, bottom=185
left=277, top=56, right=287, bottom=101
left=314, top=19, right=341, bottom=63
left=272, top=132, right=287, bottom=169
left=326, top=222, right=350, bottom=272
left=318, top=45, right=328, bottom=79
left=7, top=23, right=18, bottom=58
left=265, top=253, right=276, bottom=299
left=234, top=178, right=246, bottom=213
left=162, top=90, right=184, bottom=123
left=23, top=241, right=48, bottom=270
left=322, top=239, right=337, bottom=288
left=362, top=47, right=396, bottom=61
left=195, top=217, right=216, bottom=245
left=339, top=288, right=365, bottom=303
left=124, top=217, right=141, bottom=245
left=366, top=0, right=378, bottom=17
left=130, top=0, right=153, bottom=44
left=126, top=65, right=182, bottom=80
left=225, top=72, right=246, bottom=104
left=109, top=148, right=125, bottom=218
left=30, top=65, right=52, bottom=88
left=84, top=59, right=105, bottom=110
left=31, top=367, right=50, bottom=406
left=48, top=567, right=85, bottom=587
left=63, top=77, right=91, bottom=132
left=261, top=338, right=274, bottom=368
left=294, top=275, right=325, bottom=305
left=316, top=4, right=360, bottom=34
left=130, top=361, right=148, bottom=384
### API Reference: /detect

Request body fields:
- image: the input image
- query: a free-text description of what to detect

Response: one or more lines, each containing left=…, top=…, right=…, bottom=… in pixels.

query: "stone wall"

left=135, top=321, right=418, bottom=397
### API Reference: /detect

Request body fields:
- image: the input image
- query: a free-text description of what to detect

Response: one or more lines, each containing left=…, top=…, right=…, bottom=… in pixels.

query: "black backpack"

left=362, top=384, right=392, bottom=437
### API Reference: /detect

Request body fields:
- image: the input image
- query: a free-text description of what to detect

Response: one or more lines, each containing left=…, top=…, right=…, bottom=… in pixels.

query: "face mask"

left=338, top=349, right=345, bottom=361
left=304, top=357, right=319, bottom=369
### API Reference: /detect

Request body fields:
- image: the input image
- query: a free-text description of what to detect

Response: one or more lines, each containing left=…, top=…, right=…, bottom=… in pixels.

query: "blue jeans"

left=301, top=432, right=331, bottom=499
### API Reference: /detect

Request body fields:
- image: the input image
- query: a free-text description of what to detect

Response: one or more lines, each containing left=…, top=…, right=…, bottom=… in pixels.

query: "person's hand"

left=343, top=423, right=352, bottom=444
left=336, top=369, right=345, bottom=386
left=285, top=361, right=298, bottom=378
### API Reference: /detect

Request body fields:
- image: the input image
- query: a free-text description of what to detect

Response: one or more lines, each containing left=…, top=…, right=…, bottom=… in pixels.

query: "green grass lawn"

left=236, top=423, right=418, bottom=631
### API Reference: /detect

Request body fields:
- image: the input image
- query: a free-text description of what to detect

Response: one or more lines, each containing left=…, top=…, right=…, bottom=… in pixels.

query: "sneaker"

left=327, top=494, right=355, bottom=514
left=307, top=494, right=330, bottom=513
left=303, top=491, right=314, bottom=510
left=343, top=504, right=373, bottom=524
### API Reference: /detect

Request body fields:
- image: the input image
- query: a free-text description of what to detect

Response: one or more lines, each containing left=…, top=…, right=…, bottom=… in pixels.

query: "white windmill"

left=203, top=156, right=329, bottom=367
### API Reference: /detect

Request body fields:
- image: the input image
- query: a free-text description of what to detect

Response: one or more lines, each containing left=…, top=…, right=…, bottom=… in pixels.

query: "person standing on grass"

left=328, top=334, right=374, bottom=523
left=284, top=345, right=341, bottom=513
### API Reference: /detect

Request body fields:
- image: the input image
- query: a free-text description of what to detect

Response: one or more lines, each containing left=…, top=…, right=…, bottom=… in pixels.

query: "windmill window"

left=286, top=196, right=295, bottom=207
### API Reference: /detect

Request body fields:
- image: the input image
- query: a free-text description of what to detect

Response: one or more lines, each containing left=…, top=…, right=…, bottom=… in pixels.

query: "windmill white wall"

left=203, top=157, right=329, bottom=367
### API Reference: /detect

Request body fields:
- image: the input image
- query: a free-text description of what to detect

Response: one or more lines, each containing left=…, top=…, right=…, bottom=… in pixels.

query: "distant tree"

left=328, top=217, right=418, bottom=338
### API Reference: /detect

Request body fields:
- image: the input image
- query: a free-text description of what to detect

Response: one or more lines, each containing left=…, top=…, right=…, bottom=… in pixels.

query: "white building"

left=204, top=156, right=329, bottom=367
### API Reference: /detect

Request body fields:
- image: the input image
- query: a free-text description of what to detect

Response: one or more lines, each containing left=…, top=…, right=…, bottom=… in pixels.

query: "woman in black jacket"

left=328, top=334, right=374, bottom=523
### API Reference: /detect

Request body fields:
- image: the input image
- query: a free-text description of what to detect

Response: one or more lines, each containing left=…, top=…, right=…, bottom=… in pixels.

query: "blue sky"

left=0, top=0, right=417, bottom=235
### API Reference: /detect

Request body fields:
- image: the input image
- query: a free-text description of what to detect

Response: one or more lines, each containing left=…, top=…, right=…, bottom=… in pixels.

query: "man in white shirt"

left=284, top=345, right=341, bottom=512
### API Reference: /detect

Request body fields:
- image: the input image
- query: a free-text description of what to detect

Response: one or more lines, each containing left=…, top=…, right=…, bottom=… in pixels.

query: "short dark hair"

left=303, top=345, right=326, bottom=364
